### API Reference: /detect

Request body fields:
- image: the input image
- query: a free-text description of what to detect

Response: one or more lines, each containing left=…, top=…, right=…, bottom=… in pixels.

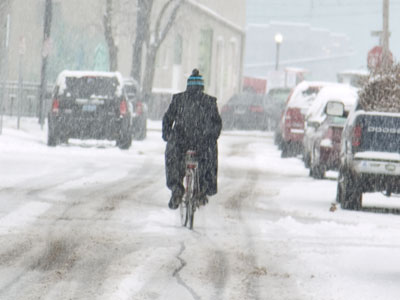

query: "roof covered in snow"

left=55, top=70, right=124, bottom=97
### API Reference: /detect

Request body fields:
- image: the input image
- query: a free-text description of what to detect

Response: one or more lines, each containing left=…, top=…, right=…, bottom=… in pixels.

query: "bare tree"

left=39, top=0, right=53, bottom=127
left=130, top=0, right=152, bottom=85
left=131, top=0, right=184, bottom=98
left=103, top=0, right=118, bottom=71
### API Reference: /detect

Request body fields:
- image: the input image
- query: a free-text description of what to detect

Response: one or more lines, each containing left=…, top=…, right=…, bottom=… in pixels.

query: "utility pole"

left=17, top=37, right=25, bottom=130
left=0, top=13, right=10, bottom=135
left=382, top=0, right=390, bottom=69
left=38, top=0, right=52, bottom=129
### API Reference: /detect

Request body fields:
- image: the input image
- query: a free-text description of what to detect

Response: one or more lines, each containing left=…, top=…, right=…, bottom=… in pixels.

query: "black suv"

left=48, top=70, right=132, bottom=149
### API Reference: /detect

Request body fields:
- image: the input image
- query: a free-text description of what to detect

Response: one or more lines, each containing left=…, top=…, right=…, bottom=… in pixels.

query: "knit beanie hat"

left=187, top=69, right=204, bottom=89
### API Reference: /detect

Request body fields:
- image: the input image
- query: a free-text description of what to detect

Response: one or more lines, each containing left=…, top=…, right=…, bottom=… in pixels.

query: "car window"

left=124, top=84, right=137, bottom=96
left=290, top=87, right=319, bottom=107
left=328, top=115, right=347, bottom=125
left=268, top=90, right=291, bottom=104
left=228, top=94, right=264, bottom=106
left=64, top=76, right=119, bottom=98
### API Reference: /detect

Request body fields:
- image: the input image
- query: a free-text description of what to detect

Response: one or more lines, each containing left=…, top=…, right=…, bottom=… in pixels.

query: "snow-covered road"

left=1, top=117, right=400, bottom=300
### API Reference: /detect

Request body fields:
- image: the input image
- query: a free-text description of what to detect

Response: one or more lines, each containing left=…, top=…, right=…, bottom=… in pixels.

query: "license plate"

left=82, top=104, right=96, bottom=112
left=385, top=164, right=396, bottom=172
left=235, top=108, right=245, bottom=114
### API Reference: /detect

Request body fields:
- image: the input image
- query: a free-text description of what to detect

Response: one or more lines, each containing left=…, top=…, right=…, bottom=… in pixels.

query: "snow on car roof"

left=56, top=70, right=124, bottom=96
left=306, top=84, right=358, bottom=122
left=287, top=80, right=335, bottom=108
left=338, top=69, right=369, bottom=76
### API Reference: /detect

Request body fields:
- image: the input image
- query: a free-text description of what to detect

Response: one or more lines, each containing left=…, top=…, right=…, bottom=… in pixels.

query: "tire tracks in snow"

left=0, top=156, right=165, bottom=299
left=222, top=168, right=263, bottom=300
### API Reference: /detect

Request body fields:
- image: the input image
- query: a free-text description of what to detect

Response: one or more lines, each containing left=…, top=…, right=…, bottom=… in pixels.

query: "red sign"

left=367, top=46, right=393, bottom=69
left=243, top=77, right=267, bottom=94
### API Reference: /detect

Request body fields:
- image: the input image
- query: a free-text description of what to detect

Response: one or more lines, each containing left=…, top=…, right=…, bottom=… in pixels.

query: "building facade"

left=0, top=0, right=246, bottom=118
left=150, top=0, right=246, bottom=105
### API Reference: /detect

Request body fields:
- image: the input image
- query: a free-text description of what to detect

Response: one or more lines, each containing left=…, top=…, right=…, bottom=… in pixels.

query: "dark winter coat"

left=162, top=89, right=222, bottom=195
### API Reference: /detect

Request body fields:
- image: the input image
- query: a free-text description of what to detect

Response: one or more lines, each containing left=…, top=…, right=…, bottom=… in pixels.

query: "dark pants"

left=165, top=139, right=218, bottom=196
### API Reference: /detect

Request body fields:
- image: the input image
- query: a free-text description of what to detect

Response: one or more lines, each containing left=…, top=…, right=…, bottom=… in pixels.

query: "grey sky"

left=247, top=0, right=400, bottom=69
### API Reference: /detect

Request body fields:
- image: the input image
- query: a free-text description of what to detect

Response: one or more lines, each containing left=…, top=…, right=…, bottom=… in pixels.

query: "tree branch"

left=153, top=0, right=184, bottom=49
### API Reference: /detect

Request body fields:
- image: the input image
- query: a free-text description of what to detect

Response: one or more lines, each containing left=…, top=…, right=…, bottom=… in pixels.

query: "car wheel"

left=117, top=120, right=132, bottom=150
left=303, top=152, right=311, bottom=168
left=310, top=146, right=325, bottom=179
left=117, top=133, right=132, bottom=149
left=339, top=168, right=362, bottom=210
left=132, top=122, right=147, bottom=141
left=222, top=115, right=234, bottom=130
left=47, top=118, right=59, bottom=147
left=274, top=131, right=281, bottom=146
left=47, top=132, right=58, bottom=147
left=281, top=141, right=291, bottom=158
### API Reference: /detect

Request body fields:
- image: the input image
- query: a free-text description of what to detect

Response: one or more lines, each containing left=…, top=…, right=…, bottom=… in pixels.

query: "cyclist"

left=162, top=69, right=222, bottom=209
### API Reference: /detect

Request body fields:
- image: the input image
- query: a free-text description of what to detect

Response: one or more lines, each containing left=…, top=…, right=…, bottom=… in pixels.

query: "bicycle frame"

left=180, top=150, right=200, bottom=229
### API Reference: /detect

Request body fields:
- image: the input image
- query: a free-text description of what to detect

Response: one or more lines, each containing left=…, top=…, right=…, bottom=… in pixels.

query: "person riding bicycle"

left=162, top=69, right=222, bottom=209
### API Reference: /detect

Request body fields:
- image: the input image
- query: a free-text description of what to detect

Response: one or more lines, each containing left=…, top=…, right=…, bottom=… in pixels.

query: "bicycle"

left=180, top=150, right=200, bottom=230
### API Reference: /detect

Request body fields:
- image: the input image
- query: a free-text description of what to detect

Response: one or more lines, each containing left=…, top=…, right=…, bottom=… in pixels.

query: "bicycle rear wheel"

left=183, top=169, right=196, bottom=230
left=188, top=168, right=198, bottom=230
left=180, top=171, right=192, bottom=227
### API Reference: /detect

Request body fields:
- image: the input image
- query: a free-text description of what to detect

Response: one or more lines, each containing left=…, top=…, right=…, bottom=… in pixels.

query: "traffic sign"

left=367, top=46, right=393, bottom=70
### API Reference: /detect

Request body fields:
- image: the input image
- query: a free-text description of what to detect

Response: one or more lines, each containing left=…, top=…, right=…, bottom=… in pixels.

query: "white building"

left=0, top=0, right=246, bottom=118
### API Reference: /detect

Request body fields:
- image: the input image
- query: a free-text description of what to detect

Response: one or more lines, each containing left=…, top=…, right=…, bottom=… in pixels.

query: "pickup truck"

left=337, top=110, right=400, bottom=210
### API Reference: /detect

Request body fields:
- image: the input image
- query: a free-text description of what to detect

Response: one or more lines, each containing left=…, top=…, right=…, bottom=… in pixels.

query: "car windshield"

left=268, top=89, right=291, bottom=103
left=124, top=84, right=137, bottom=96
left=228, top=93, right=265, bottom=106
left=328, top=115, right=347, bottom=125
left=290, top=87, right=320, bottom=108
left=65, top=76, right=119, bottom=98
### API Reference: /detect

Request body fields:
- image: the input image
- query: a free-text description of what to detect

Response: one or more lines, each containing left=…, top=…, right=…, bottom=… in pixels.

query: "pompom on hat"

left=187, top=69, right=204, bottom=88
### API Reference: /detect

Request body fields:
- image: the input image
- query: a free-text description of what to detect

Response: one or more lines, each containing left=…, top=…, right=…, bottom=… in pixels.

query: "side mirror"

left=326, top=101, right=344, bottom=117
left=307, top=121, right=320, bottom=129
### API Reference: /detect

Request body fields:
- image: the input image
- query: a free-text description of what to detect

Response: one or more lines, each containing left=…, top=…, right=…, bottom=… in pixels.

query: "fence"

left=0, top=81, right=172, bottom=120
left=0, top=81, right=53, bottom=118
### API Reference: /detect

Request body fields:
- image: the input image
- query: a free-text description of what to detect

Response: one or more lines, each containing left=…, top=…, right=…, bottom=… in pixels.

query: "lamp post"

left=274, top=33, right=283, bottom=71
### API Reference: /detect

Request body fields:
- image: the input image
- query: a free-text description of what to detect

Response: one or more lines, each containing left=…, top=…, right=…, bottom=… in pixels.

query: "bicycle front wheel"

left=187, top=195, right=194, bottom=230
left=180, top=198, right=188, bottom=227
left=182, top=169, right=196, bottom=229
left=187, top=168, right=198, bottom=230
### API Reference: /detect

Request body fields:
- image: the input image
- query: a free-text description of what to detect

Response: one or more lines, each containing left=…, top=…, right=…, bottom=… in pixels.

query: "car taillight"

left=324, top=127, right=333, bottom=140
left=51, top=99, right=59, bottom=113
left=120, top=99, right=127, bottom=115
left=135, top=101, right=143, bottom=115
left=352, top=125, right=362, bottom=147
left=221, top=105, right=231, bottom=113
left=285, top=108, right=304, bottom=128
left=249, top=105, right=264, bottom=113
left=320, top=127, right=334, bottom=148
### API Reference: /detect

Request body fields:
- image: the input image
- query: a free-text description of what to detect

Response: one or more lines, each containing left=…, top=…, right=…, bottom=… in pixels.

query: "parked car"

left=265, top=87, right=292, bottom=130
left=221, top=92, right=269, bottom=130
left=303, top=84, right=358, bottom=178
left=124, top=77, right=147, bottom=140
left=337, top=109, right=400, bottom=210
left=48, top=70, right=132, bottom=149
left=278, top=81, right=332, bottom=157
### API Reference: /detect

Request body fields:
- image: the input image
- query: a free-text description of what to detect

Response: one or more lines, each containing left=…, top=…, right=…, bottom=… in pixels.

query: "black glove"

left=162, top=130, right=170, bottom=142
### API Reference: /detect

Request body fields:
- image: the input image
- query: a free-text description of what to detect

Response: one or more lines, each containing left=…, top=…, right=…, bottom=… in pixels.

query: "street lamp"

left=274, top=33, right=283, bottom=71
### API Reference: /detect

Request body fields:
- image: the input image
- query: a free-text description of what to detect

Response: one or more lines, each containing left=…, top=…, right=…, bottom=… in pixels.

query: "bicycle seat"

left=186, top=150, right=196, bottom=156
left=185, top=150, right=197, bottom=167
